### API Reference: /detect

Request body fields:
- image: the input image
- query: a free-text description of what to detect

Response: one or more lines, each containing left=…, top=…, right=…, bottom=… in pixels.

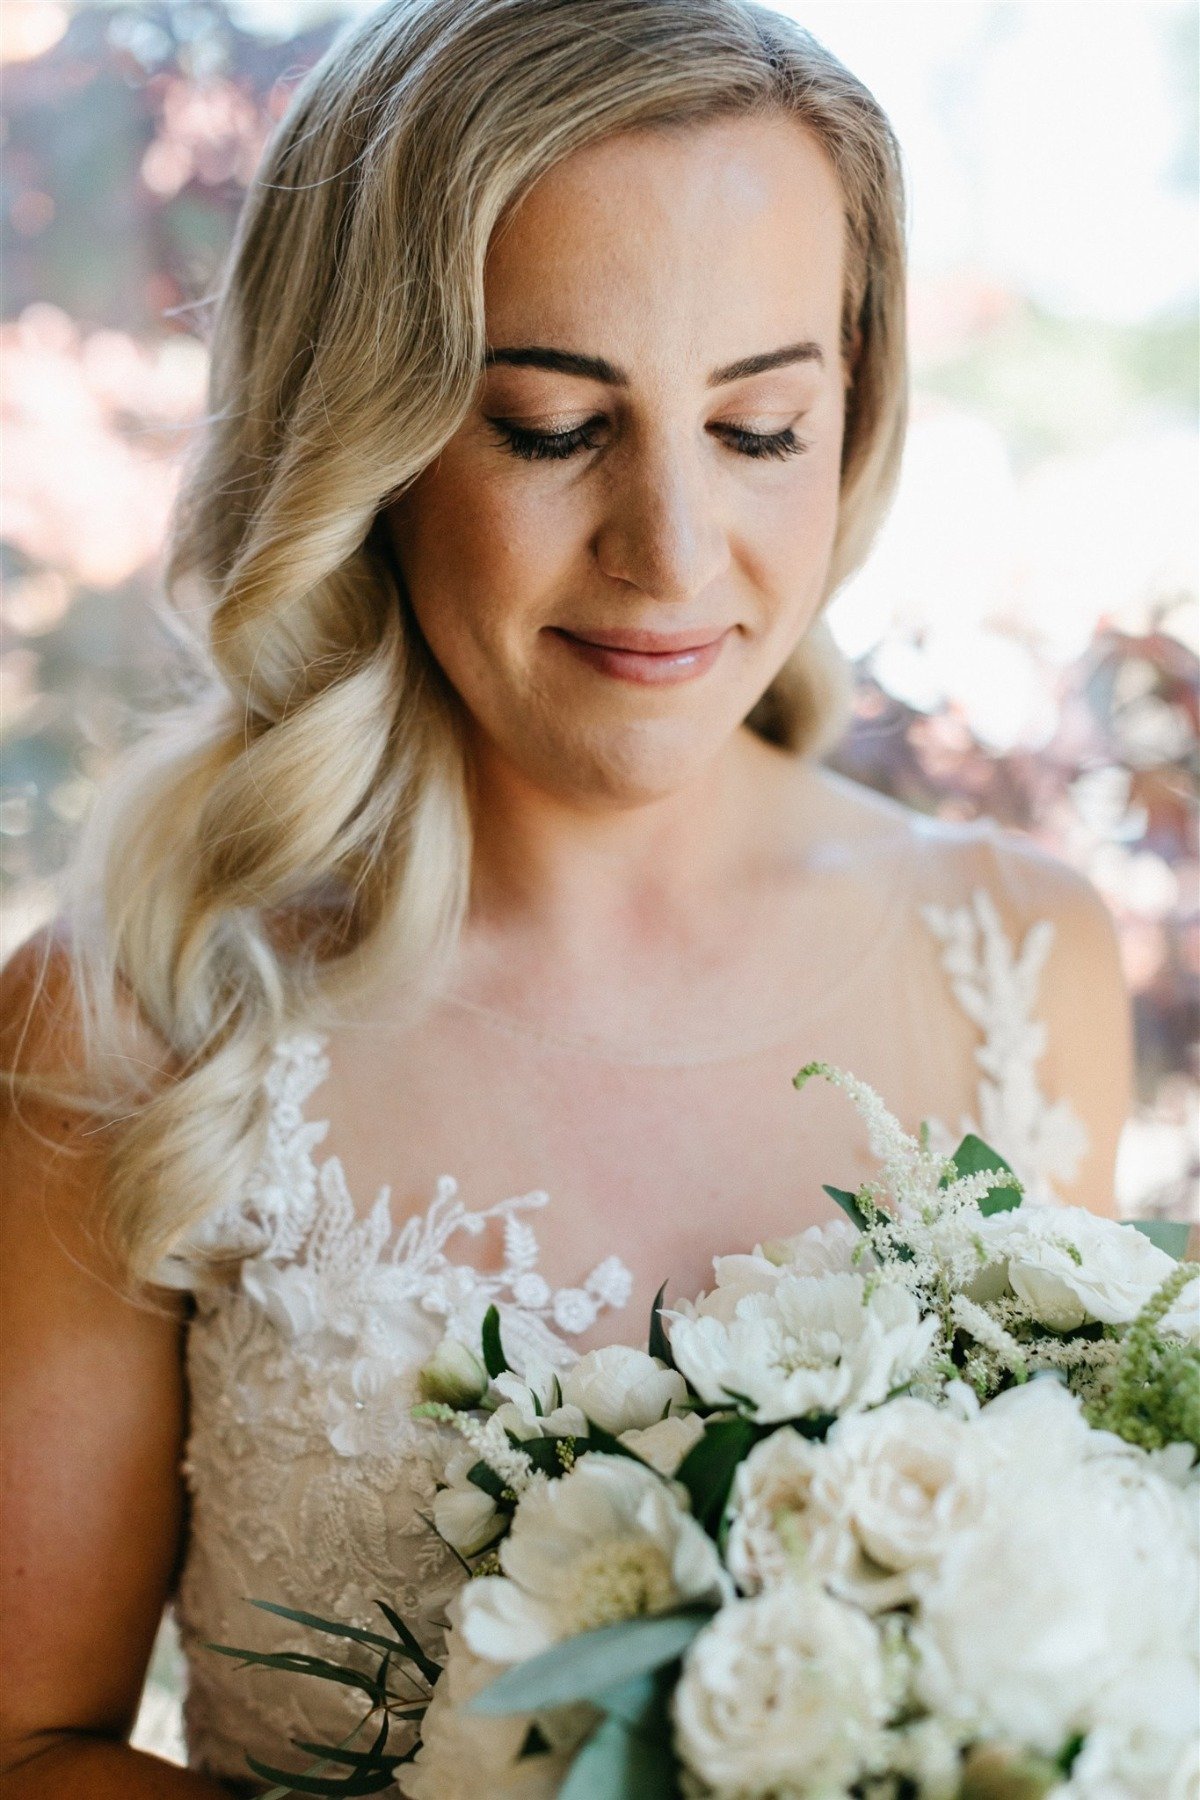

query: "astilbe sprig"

left=1086, top=1262, right=1200, bottom=1451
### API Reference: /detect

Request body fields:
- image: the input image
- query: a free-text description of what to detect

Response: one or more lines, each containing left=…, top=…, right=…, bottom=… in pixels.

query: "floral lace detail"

left=922, top=888, right=1090, bottom=1204
left=171, top=1029, right=632, bottom=1784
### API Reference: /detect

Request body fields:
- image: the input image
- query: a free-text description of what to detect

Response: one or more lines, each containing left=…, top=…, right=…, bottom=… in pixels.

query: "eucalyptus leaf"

left=558, top=1714, right=681, bottom=1800
left=467, top=1611, right=709, bottom=1716
left=675, top=1416, right=760, bottom=1532
left=1129, top=1218, right=1193, bottom=1260
left=822, top=1184, right=870, bottom=1232
left=482, top=1304, right=511, bottom=1377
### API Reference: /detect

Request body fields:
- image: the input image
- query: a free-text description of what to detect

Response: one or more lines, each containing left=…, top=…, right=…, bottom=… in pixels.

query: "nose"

left=591, top=431, right=731, bottom=607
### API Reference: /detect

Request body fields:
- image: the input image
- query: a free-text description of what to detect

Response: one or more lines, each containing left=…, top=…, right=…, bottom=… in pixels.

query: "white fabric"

left=169, top=887, right=1087, bottom=1788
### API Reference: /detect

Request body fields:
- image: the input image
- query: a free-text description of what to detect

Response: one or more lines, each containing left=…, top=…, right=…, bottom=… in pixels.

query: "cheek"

left=401, top=463, right=582, bottom=654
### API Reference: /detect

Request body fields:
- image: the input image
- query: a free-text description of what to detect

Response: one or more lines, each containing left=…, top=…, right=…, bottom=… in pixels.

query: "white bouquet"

left=213, top=1067, right=1199, bottom=1800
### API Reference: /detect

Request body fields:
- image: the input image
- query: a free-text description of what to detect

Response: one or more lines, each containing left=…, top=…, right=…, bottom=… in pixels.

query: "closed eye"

left=485, top=416, right=810, bottom=464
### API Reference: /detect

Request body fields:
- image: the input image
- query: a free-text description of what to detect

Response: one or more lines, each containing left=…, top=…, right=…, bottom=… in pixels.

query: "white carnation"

left=490, top=1356, right=587, bottom=1440
left=982, top=1207, right=1184, bottom=1332
left=458, top=1453, right=728, bottom=1665
left=672, top=1581, right=893, bottom=1797
left=560, top=1345, right=688, bottom=1435
left=668, top=1272, right=938, bottom=1424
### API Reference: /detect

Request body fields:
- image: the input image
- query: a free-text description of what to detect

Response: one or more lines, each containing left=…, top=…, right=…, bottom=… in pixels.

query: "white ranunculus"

left=672, top=1580, right=893, bottom=1797
left=724, top=1427, right=822, bottom=1594
left=668, top=1272, right=939, bottom=1424
left=560, top=1345, right=688, bottom=1435
left=432, top=1445, right=504, bottom=1557
left=808, top=1397, right=987, bottom=1610
left=981, top=1207, right=1183, bottom=1332
left=458, top=1453, right=729, bottom=1665
left=619, top=1411, right=705, bottom=1475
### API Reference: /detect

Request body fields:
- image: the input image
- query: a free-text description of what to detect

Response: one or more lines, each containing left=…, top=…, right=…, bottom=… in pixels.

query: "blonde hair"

left=11, top=0, right=909, bottom=1287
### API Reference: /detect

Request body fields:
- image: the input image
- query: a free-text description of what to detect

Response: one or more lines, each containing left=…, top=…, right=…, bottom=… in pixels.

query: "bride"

left=0, top=0, right=1133, bottom=1792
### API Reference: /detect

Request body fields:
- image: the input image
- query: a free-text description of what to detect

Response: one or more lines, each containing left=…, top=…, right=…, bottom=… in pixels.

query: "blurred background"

left=1, top=0, right=1197, bottom=1754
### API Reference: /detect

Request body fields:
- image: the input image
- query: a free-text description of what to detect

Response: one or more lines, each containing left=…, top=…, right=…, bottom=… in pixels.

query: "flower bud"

left=418, top=1337, right=488, bottom=1409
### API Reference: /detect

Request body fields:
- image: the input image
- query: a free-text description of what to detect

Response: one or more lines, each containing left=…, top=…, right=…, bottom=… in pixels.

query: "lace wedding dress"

left=158, top=886, right=1089, bottom=1792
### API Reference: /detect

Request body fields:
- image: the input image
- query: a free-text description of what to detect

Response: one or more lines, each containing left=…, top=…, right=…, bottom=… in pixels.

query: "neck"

left=462, top=725, right=794, bottom=959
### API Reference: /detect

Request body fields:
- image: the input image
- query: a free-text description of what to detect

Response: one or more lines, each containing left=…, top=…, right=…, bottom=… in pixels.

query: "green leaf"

left=558, top=1713, right=681, bottom=1800
left=822, top=1184, right=870, bottom=1232
left=374, top=1602, right=442, bottom=1687
left=467, top=1459, right=510, bottom=1501
left=467, top=1611, right=709, bottom=1716
left=584, top=1422, right=663, bottom=1475
left=204, top=1646, right=382, bottom=1700
left=648, top=1280, right=675, bottom=1367
left=482, top=1304, right=511, bottom=1378
left=1129, top=1219, right=1194, bottom=1260
left=246, top=1600, right=398, bottom=1654
left=592, top=1671, right=663, bottom=1729
left=947, top=1135, right=1023, bottom=1214
left=675, top=1416, right=759, bottom=1532
left=245, top=1752, right=397, bottom=1796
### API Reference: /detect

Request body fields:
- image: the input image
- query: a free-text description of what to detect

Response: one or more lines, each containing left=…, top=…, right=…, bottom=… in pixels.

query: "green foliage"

left=947, top=1135, right=1025, bottom=1215
left=648, top=1280, right=675, bottom=1366
left=481, top=1304, right=511, bottom=1378
left=675, top=1416, right=761, bottom=1531
left=1130, top=1219, right=1194, bottom=1260
left=1086, top=1264, right=1200, bottom=1451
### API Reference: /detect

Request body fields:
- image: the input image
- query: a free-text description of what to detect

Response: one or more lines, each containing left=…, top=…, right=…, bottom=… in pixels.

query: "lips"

left=548, top=624, right=732, bottom=686
left=554, top=625, right=729, bottom=654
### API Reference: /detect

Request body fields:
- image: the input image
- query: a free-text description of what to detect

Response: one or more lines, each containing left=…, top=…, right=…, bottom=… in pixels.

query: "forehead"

left=483, top=112, right=847, bottom=367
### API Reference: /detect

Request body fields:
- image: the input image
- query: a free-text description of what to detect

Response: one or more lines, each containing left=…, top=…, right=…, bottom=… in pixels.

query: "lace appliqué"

left=171, top=1029, right=632, bottom=1783
left=922, top=888, right=1090, bottom=1204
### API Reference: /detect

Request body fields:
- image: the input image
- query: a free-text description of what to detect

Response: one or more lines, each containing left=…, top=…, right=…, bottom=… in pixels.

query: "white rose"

left=808, top=1398, right=987, bottom=1610
left=668, top=1272, right=939, bottom=1424
left=1056, top=1658, right=1200, bottom=1800
left=560, top=1345, right=688, bottom=1435
left=672, top=1581, right=892, bottom=1797
left=619, top=1411, right=705, bottom=1475
left=725, top=1428, right=822, bottom=1594
left=983, top=1208, right=1182, bottom=1332
left=459, top=1453, right=729, bottom=1665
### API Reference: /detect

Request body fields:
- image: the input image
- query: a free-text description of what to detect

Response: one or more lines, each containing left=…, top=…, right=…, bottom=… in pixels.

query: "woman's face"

left=385, top=110, right=850, bottom=806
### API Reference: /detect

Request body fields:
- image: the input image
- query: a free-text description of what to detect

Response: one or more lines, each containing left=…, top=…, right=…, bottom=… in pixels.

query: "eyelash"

left=486, top=416, right=810, bottom=464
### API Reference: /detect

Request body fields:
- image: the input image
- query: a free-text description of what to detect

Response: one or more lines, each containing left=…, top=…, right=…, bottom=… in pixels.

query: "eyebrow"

left=482, top=339, right=826, bottom=387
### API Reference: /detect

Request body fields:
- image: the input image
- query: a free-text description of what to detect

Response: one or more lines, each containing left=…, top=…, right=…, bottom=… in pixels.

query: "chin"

left=534, top=713, right=735, bottom=809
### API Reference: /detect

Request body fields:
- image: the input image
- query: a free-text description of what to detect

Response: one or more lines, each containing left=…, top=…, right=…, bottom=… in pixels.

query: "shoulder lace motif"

left=922, top=888, right=1090, bottom=1204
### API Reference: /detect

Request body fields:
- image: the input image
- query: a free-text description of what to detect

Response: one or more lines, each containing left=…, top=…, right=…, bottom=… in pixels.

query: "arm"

left=0, top=936, right=240, bottom=1798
